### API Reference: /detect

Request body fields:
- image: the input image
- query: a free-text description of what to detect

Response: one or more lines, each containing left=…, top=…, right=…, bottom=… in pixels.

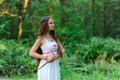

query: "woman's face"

left=48, top=18, right=54, bottom=30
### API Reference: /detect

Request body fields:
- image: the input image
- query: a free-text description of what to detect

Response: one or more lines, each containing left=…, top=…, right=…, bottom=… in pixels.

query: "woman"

left=29, top=16, right=65, bottom=80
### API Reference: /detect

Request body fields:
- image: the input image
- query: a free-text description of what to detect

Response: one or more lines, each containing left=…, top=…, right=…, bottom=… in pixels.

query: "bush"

left=78, top=37, right=120, bottom=62
left=0, top=39, right=36, bottom=76
left=1, top=37, right=120, bottom=77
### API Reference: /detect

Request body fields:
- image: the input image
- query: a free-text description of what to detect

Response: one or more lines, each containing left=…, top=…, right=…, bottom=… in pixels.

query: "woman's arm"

left=59, top=42, right=65, bottom=54
left=54, top=40, right=65, bottom=59
left=29, top=38, right=46, bottom=60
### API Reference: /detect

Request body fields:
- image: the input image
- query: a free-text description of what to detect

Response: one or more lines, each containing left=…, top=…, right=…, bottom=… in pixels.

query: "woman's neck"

left=44, top=34, right=51, bottom=38
left=46, top=30, right=50, bottom=35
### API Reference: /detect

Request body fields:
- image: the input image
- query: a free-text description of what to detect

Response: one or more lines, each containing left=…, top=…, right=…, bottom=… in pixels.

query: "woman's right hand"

left=46, top=55, right=56, bottom=62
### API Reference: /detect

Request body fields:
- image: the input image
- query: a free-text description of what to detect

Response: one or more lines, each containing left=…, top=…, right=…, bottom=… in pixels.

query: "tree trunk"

left=92, top=0, right=96, bottom=36
left=103, top=1, right=107, bottom=38
left=59, top=0, right=69, bottom=26
left=17, top=0, right=31, bottom=41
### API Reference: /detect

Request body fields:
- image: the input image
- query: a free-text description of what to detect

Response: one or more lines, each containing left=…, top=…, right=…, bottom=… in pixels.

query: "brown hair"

left=36, top=16, right=63, bottom=67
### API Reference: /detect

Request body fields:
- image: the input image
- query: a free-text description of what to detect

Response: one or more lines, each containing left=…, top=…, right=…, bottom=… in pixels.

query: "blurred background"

left=0, top=0, right=120, bottom=80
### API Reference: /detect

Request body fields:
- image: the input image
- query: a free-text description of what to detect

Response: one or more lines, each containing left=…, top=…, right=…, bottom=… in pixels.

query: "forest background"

left=0, top=0, right=120, bottom=80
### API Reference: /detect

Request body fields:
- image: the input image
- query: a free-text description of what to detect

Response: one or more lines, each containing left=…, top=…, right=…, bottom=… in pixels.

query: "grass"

left=60, top=58, right=120, bottom=80
left=1, top=56, right=120, bottom=80
left=10, top=74, right=37, bottom=80
left=0, top=74, right=37, bottom=80
left=8, top=61, right=120, bottom=80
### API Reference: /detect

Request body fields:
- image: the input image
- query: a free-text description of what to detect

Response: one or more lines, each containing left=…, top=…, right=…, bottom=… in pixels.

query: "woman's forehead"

left=49, top=18, right=54, bottom=22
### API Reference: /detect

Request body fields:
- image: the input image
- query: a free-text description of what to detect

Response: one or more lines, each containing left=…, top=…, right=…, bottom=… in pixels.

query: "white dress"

left=38, top=37, right=60, bottom=80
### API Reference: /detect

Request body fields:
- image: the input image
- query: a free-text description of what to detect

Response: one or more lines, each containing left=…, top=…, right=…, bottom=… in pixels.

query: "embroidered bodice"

left=40, top=37, right=58, bottom=54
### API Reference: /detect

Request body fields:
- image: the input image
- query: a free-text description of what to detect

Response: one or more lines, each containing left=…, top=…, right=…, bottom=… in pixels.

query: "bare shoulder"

left=29, top=36, right=43, bottom=54
left=37, top=36, right=43, bottom=40
left=35, top=36, right=43, bottom=45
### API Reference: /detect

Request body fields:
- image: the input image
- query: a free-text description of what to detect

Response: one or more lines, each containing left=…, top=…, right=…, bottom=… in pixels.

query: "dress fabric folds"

left=38, top=37, right=60, bottom=80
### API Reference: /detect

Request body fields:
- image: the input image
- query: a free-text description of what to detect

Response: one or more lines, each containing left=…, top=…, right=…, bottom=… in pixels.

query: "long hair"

left=36, top=16, right=63, bottom=67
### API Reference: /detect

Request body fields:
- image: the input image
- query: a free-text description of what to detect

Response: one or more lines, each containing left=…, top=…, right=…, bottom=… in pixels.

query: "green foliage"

left=0, top=0, right=120, bottom=79
left=0, top=40, right=35, bottom=76
left=81, top=62, right=120, bottom=80
left=62, top=37, right=120, bottom=63
left=0, top=15, right=19, bottom=39
left=60, top=55, right=120, bottom=80
left=0, top=0, right=120, bottom=39
left=0, top=37, right=120, bottom=79
left=3, top=56, right=120, bottom=80
left=78, top=37, right=120, bottom=62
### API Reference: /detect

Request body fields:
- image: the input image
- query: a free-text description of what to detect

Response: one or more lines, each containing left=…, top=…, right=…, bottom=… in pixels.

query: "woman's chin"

left=50, top=29, right=54, bottom=31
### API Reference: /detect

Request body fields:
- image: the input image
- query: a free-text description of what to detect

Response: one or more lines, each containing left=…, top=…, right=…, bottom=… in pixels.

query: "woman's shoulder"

left=36, top=36, right=43, bottom=42
left=37, top=36, right=43, bottom=40
left=35, top=36, right=44, bottom=44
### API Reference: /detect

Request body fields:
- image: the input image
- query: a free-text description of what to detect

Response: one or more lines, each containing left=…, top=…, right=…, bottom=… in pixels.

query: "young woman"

left=29, top=16, right=65, bottom=80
